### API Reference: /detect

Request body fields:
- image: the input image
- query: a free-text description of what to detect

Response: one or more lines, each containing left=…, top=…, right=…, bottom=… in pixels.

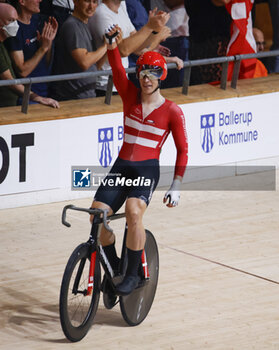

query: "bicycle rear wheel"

left=59, top=243, right=101, bottom=342
left=120, top=230, right=159, bottom=326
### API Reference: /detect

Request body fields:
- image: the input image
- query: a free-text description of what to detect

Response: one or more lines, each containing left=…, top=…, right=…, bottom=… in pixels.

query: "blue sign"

left=98, top=127, right=113, bottom=167
left=201, top=114, right=215, bottom=153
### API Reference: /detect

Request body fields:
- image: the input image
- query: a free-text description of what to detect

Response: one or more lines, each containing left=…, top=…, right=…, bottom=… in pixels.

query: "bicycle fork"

left=86, top=217, right=102, bottom=296
left=86, top=246, right=115, bottom=296
left=86, top=250, right=97, bottom=296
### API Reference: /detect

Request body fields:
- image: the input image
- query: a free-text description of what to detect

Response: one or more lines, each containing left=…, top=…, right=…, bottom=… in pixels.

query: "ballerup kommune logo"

left=200, top=110, right=258, bottom=153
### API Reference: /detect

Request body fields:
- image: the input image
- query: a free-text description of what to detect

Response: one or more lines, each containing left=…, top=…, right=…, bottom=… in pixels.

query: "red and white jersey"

left=107, top=47, right=188, bottom=177
left=226, top=0, right=257, bottom=79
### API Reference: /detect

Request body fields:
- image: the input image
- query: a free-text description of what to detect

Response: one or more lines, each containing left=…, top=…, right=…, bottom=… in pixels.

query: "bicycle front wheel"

left=120, top=229, right=159, bottom=326
left=59, top=243, right=101, bottom=342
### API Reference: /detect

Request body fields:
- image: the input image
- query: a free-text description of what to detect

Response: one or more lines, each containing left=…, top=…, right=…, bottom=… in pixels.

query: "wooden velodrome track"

left=0, top=76, right=279, bottom=349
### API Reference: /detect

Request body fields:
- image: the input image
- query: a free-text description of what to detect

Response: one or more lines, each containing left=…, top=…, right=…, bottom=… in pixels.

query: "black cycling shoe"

left=115, top=275, right=141, bottom=296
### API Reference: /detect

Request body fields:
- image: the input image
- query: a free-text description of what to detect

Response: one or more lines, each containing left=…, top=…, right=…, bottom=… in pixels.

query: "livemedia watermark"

left=71, top=165, right=276, bottom=191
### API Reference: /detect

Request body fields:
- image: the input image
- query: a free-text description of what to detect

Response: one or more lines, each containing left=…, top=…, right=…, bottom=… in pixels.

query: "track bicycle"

left=59, top=204, right=159, bottom=342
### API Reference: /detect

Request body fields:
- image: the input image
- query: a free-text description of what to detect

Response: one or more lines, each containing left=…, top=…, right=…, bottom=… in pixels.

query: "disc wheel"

left=59, top=243, right=101, bottom=342
left=120, top=230, right=159, bottom=326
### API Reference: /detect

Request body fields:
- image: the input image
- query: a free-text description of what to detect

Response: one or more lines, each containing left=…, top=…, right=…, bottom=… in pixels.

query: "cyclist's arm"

left=163, top=106, right=187, bottom=207
left=107, top=46, right=137, bottom=100
left=169, top=105, right=188, bottom=178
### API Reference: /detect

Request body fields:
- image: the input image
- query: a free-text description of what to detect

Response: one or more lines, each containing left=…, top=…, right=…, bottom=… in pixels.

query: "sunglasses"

left=139, top=67, right=163, bottom=80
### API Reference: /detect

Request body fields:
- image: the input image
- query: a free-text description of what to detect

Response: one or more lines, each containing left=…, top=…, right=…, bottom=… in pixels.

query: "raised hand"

left=147, top=8, right=170, bottom=33
left=48, top=16, right=58, bottom=41
left=104, top=24, right=123, bottom=48
left=37, top=17, right=58, bottom=52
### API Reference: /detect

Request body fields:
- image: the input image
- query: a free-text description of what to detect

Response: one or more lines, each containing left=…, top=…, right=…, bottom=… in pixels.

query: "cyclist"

left=90, top=25, right=188, bottom=296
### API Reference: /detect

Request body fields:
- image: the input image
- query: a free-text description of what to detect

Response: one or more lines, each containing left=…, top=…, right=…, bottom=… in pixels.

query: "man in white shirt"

left=150, top=0, right=189, bottom=87
left=88, top=0, right=174, bottom=95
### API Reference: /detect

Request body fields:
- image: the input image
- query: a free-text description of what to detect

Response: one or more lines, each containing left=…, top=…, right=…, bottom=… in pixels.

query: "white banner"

left=0, top=121, right=59, bottom=195
left=182, top=93, right=279, bottom=166
left=151, top=92, right=279, bottom=167
left=0, top=92, right=278, bottom=206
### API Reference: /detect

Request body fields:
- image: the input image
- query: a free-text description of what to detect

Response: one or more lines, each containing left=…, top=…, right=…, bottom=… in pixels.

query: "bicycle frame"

left=62, top=205, right=150, bottom=296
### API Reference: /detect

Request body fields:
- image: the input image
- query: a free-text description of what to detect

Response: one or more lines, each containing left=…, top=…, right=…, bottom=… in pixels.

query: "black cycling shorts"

left=94, top=157, right=160, bottom=213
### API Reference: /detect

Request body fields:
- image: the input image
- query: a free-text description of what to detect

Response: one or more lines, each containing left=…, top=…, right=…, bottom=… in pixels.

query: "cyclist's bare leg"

left=115, top=197, right=147, bottom=295
left=90, top=200, right=120, bottom=275
left=125, top=197, right=147, bottom=250
left=90, top=201, right=114, bottom=246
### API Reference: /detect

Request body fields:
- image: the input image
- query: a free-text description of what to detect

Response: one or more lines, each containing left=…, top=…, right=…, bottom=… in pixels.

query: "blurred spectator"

left=39, top=0, right=74, bottom=32
left=0, top=2, right=59, bottom=107
left=52, top=0, right=74, bottom=32
left=126, top=0, right=149, bottom=31
left=185, top=0, right=231, bottom=85
left=5, top=0, right=58, bottom=100
left=220, top=0, right=258, bottom=80
left=51, top=0, right=106, bottom=100
left=252, top=0, right=279, bottom=72
left=149, top=0, right=189, bottom=87
left=0, top=2, right=18, bottom=38
left=40, top=0, right=53, bottom=17
left=215, top=0, right=267, bottom=79
left=127, top=0, right=188, bottom=88
left=88, top=0, right=180, bottom=95
left=253, top=27, right=268, bottom=77
left=126, top=0, right=171, bottom=86
left=253, top=27, right=265, bottom=52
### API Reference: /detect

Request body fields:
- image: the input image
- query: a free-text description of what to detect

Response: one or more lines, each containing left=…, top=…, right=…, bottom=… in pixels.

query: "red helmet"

left=136, top=51, right=167, bottom=80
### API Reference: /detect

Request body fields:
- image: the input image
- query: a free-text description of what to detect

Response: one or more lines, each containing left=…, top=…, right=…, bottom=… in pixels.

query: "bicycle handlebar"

left=61, top=204, right=126, bottom=233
